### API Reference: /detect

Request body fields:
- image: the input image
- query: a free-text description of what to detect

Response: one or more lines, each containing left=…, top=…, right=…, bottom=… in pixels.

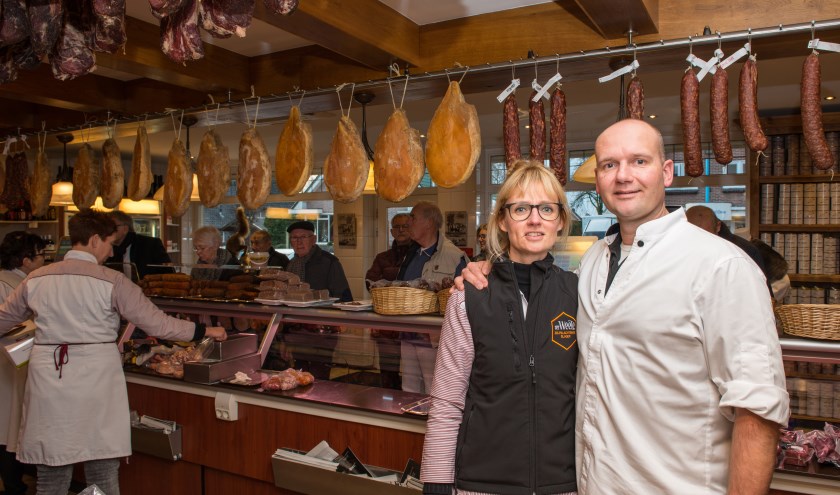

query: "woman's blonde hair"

left=486, top=159, right=571, bottom=262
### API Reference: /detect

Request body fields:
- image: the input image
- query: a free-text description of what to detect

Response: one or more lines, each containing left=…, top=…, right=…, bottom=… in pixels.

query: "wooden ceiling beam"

left=0, top=65, right=128, bottom=113
left=95, top=17, right=251, bottom=93
left=572, top=0, right=659, bottom=38
left=253, top=0, right=420, bottom=70
left=0, top=99, right=84, bottom=135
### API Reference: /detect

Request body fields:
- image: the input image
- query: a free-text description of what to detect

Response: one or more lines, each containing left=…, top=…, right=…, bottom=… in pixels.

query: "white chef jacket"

left=575, top=210, right=789, bottom=494
left=0, top=250, right=197, bottom=466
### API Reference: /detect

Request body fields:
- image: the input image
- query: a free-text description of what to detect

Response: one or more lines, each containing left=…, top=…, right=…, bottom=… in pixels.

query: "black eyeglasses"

left=503, top=202, right=563, bottom=222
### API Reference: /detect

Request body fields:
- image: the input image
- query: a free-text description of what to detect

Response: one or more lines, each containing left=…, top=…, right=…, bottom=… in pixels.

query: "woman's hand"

left=206, top=326, right=228, bottom=341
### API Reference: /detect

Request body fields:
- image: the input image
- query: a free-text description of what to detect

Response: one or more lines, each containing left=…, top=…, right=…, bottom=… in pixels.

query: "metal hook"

left=717, top=31, right=722, bottom=50
left=811, top=20, right=816, bottom=41
left=689, top=35, right=693, bottom=56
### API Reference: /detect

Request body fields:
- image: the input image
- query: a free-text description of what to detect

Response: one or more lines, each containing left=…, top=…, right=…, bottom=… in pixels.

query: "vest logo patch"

left=551, top=312, right=577, bottom=350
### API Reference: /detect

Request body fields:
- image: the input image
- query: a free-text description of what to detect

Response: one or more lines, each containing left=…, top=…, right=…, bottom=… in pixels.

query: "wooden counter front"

left=122, top=373, right=426, bottom=494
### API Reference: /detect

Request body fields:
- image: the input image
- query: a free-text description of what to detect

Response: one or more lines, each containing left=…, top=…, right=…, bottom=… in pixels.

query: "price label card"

left=496, top=79, right=521, bottom=103
left=533, top=73, right=562, bottom=102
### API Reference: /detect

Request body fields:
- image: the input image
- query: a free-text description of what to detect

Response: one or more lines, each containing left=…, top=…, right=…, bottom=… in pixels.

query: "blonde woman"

left=421, top=160, right=578, bottom=495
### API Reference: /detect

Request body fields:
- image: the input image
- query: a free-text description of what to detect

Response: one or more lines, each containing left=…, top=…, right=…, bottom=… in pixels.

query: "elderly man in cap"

left=286, top=220, right=352, bottom=302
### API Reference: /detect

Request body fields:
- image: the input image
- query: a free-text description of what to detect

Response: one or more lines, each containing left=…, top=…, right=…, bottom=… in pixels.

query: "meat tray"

left=206, top=333, right=257, bottom=361
left=183, top=353, right=261, bottom=385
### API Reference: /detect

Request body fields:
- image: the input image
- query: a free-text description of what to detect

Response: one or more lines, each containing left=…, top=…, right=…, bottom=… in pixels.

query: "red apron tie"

left=53, top=344, right=69, bottom=379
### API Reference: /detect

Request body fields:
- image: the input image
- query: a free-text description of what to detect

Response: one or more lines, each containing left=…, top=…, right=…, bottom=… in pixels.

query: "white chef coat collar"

left=65, top=250, right=98, bottom=263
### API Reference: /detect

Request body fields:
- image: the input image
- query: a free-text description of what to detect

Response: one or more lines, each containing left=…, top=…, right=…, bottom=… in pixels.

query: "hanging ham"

left=274, top=105, right=312, bottom=196
left=0, top=152, right=29, bottom=210
left=72, top=144, right=98, bottom=209
left=323, top=116, right=368, bottom=203
left=28, top=0, right=63, bottom=58
left=196, top=128, right=230, bottom=208
left=425, top=81, right=481, bottom=188
left=92, top=0, right=126, bottom=53
left=127, top=125, right=152, bottom=201
left=199, top=0, right=254, bottom=38
left=164, top=138, right=192, bottom=218
left=237, top=128, right=271, bottom=210
left=100, top=138, right=124, bottom=208
left=160, top=0, right=203, bottom=64
left=50, top=0, right=96, bottom=81
left=30, top=148, right=52, bottom=218
left=373, top=108, right=424, bottom=202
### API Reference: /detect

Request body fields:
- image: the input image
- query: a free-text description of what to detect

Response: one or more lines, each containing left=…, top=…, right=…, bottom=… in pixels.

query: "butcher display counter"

left=120, top=298, right=439, bottom=495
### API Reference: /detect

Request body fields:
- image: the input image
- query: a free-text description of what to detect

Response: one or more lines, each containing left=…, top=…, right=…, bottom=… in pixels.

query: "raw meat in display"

left=263, top=0, right=299, bottom=15
left=164, top=138, right=192, bottom=218
left=149, top=0, right=189, bottom=19
left=425, top=81, right=481, bottom=188
left=30, top=148, right=52, bottom=218
left=237, top=128, right=271, bottom=210
left=72, top=143, right=98, bottom=210
left=274, top=105, right=312, bottom=196
left=27, top=0, right=62, bottom=58
left=100, top=138, right=124, bottom=208
left=160, top=0, right=203, bottom=64
left=373, top=108, right=423, bottom=202
left=50, top=1, right=96, bottom=81
left=127, top=125, right=152, bottom=201
left=93, top=0, right=126, bottom=53
left=323, top=115, right=368, bottom=203
left=196, top=128, right=230, bottom=208
left=199, top=0, right=254, bottom=38
left=261, top=369, right=314, bottom=391
left=0, top=0, right=28, bottom=48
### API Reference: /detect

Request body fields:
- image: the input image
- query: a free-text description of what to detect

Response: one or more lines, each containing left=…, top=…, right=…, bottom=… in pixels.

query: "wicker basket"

left=776, top=304, right=840, bottom=340
left=437, top=289, right=452, bottom=316
left=370, top=287, right=439, bottom=315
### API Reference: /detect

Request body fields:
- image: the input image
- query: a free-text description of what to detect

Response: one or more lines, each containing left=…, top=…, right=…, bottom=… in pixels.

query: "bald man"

left=686, top=205, right=767, bottom=283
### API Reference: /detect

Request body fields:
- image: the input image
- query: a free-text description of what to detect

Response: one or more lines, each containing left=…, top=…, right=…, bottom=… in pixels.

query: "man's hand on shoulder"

left=452, top=260, right=492, bottom=291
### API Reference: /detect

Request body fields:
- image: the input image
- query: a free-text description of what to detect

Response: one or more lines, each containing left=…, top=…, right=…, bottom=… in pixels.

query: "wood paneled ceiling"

left=1, top=0, right=839, bottom=143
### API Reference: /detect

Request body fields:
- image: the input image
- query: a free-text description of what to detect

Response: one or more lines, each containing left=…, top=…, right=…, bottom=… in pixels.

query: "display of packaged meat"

left=261, top=368, right=314, bottom=391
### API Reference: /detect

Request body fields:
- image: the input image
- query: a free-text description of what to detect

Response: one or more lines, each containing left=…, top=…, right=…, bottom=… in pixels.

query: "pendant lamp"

left=49, top=134, right=75, bottom=205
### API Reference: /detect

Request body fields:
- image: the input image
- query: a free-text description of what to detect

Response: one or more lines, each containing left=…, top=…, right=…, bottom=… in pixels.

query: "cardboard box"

left=1, top=320, right=36, bottom=368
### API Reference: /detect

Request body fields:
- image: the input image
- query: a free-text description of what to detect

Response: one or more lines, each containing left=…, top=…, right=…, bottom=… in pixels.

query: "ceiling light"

left=525, top=125, right=530, bottom=129
left=648, top=114, right=657, bottom=119
left=825, top=96, right=835, bottom=101
left=50, top=134, right=74, bottom=206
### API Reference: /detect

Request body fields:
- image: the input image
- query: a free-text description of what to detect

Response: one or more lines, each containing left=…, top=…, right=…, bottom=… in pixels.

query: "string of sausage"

left=801, top=52, right=835, bottom=170
left=710, top=67, right=733, bottom=165
left=549, top=87, right=567, bottom=185
left=529, top=90, right=546, bottom=161
left=626, top=76, right=644, bottom=120
left=503, top=93, right=521, bottom=168
left=739, top=58, right=769, bottom=153
left=681, top=70, right=703, bottom=177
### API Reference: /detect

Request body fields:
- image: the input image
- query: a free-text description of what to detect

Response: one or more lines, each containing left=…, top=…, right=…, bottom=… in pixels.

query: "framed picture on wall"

left=445, top=211, right=467, bottom=247
left=337, top=213, right=357, bottom=247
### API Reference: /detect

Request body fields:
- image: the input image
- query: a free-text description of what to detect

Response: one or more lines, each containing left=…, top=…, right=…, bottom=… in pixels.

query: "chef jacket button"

left=637, top=240, right=644, bottom=247
left=597, top=289, right=602, bottom=294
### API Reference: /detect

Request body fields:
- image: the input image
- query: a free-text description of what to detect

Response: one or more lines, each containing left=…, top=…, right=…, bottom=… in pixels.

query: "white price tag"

left=720, top=43, right=750, bottom=70
left=808, top=39, right=840, bottom=53
left=598, top=59, right=639, bottom=83
left=696, top=53, right=720, bottom=81
left=532, top=73, right=562, bottom=102
left=686, top=53, right=717, bottom=76
left=496, top=79, right=521, bottom=103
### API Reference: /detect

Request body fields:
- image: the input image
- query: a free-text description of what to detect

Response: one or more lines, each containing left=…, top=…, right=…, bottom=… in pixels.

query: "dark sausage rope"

left=626, top=76, right=644, bottom=120
left=710, top=67, right=733, bottom=165
left=801, top=52, right=835, bottom=170
left=550, top=86, right=567, bottom=185
left=681, top=69, right=704, bottom=177
left=529, top=90, right=546, bottom=161
left=739, top=58, right=769, bottom=152
left=503, top=93, right=521, bottom=168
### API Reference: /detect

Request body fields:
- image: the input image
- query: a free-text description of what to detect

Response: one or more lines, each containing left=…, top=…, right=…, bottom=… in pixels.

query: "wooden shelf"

left=758, top=224, right=840, bottom=233
left=0, top=220, right=58, bottom=224
left=758, top=175, right=839, bottom=184
left=789, top=274, right=840, bottom=284
left=785, top=371, right=840, bottom=381
left=789, top=413, right=840, bottom=422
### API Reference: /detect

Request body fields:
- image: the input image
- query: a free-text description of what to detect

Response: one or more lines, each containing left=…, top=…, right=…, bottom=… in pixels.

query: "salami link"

left=503, top=93, right=521, bottom=168
left=529, top=90, right=546, bottom=161
left=681, top=70, right=703, bottom=177
left=710, top=67, right=733, bottom=165
left=738, top=58, right=768, bottom=152
left=549, top=87, right=567, bottom=185
left=801, top=52, right=835, bottom=170
left=626, top=76, right=644, bottom=120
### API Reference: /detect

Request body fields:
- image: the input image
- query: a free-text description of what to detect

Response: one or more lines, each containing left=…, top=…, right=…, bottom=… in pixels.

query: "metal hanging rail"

left=20, top=17, right=840, bottom=143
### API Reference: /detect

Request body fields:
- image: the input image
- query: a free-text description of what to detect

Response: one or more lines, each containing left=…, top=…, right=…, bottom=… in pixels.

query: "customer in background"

left=471, top=223, right=488, bottom=261
left=365, top=213, right=412, bottom=286
left=244, top=229, right=289, bottom=269
left=460, top=119, right=788, bottom=494
left=0, top=232, right=46, bottom=495
left=286, top=221, right=352, bottom=302
left=421, top=160, right=578, bottom=495
left=751, top=238, right=792, bottom=303
left=106, top=210, right=172, bottom=280
left=686, top=205, right=767, bottom=277
left=364, top=213, right=412, bottom=389
left=398, top=201, right=470, bottom=394
left=190, top=226, right=239, bottom=281
left=0, top=209, right=226, bottom=495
